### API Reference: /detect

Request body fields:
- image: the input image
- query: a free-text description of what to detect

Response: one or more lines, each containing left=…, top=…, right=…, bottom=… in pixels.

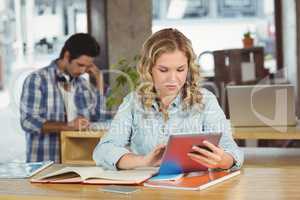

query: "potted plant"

left=242, top=31, right=254, bottom=48
left=106, top=56, right=140, bottom=110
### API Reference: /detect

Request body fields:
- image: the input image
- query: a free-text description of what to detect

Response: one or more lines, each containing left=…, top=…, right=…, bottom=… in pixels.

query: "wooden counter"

left=1, top=148, right=300, bottom=200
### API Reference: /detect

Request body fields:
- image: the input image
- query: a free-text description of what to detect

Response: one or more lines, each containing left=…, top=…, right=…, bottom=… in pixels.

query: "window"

left=152, top=0, right=209, bottom=20
left=218, top=0, right=259, bottom=17
left=152, top=0, right=277, bottom=76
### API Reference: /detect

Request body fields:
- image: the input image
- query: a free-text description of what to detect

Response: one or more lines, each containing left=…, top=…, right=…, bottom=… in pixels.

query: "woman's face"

left=152, top=49, right=188, bottom=99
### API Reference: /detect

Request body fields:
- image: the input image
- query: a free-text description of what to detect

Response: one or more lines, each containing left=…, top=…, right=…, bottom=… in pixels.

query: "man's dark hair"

left=59, top=33, right=100, bottom=60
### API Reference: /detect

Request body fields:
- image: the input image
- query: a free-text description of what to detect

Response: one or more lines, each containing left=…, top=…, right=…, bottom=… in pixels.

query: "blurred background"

left=0, top=0, right=297, bottom=162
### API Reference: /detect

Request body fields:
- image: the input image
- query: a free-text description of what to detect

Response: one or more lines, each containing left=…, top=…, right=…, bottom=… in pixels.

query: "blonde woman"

left=93, top=28, right=244, bottom=170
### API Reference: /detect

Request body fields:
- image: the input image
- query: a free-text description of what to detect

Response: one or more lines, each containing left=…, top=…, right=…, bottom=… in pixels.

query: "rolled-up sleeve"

left=202, top=90, right=244, bottom=170
left=93, top=93, right=135, bottom=170
left=20, top=73, right=47, bottom=134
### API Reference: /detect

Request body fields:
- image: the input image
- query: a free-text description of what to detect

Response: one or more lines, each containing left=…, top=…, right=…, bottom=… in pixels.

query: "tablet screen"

left=158, top=133, right=221, bottom=175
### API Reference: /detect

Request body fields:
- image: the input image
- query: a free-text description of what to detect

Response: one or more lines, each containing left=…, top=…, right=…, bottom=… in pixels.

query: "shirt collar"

left=151, top=92, right=182, bottom=111
left=53, top=59, right=79, bottom=83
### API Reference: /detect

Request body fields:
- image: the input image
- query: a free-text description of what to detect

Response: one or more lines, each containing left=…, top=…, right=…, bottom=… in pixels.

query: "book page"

left=36, top=166, right=104, bottom=181
left=34, top=166, right=158, bottom=182
left=91, top=167, right=158, bottom=181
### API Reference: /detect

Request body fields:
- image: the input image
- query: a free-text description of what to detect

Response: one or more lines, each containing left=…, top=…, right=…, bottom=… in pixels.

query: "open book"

left=144, top=170, right=240, bottom=190
left=31, top=166, right=157, bottom=185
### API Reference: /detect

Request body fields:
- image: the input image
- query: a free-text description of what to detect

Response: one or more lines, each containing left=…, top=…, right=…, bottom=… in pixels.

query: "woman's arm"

left=93, top=93, right=138, bottom=170
left=195, top=89, right=244, bottom=170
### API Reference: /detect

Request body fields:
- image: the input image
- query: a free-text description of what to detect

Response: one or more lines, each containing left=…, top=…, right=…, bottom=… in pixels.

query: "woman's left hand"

left=187, top=140, right=234, bottom=169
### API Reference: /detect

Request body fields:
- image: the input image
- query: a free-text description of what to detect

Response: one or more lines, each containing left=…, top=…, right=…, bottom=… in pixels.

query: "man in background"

left=20, top=33, right=106, bottom=163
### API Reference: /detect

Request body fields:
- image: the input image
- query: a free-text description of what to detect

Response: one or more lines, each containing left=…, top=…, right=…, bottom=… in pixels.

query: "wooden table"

left=1, top=148, right=300, bottom=200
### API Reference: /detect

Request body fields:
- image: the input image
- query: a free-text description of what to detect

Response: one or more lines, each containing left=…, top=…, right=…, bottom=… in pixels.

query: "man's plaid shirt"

left=20, top=60, right=106, bottom=163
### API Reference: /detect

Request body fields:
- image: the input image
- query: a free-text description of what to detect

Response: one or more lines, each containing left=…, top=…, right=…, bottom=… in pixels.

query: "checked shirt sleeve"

left=20, top=73, right=47, bottom=134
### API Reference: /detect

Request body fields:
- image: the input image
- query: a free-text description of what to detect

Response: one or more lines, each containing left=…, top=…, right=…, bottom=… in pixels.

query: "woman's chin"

left=161, top=90, right=179, bottom=97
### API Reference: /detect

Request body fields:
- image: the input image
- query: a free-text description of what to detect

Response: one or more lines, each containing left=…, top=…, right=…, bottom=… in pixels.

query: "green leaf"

left=107, top=55, right=140, bottom=108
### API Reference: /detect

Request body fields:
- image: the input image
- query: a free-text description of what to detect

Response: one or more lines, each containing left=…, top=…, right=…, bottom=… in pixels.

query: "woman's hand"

left=142, top=144, right=166, bottom=167
left=116, top=144, right=166, bottom=170
left=187, top=140, right=234, bottom=169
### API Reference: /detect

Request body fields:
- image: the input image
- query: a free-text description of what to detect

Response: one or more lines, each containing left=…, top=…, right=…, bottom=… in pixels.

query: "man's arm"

left=20, top=73, right=91, bottom=135
left=86, top=64, right=107, bottom=121
left=20, top=73, right=47, bottom=135
left=42, top=122, right=73, bottom=133
left=42, top=116, right=90, bottom=134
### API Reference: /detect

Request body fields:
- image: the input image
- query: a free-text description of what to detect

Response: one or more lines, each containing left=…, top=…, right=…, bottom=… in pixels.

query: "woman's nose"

left=168, top=71, right=177, bottom=81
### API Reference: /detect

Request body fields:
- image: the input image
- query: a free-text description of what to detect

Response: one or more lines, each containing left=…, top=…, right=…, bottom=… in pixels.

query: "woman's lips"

left=165, top=85, right=177, bottom=90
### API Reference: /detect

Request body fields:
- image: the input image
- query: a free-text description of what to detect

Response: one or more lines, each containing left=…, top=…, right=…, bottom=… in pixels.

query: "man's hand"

left=68, top=116, right=90, bottom=131
left=86, top=64, right=104, bottom=94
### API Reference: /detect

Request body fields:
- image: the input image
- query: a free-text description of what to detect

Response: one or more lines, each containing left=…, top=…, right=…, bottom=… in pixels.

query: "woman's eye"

left=177, top=69, right=184, bottom=72
left=159, top=69, right=167, bottom=72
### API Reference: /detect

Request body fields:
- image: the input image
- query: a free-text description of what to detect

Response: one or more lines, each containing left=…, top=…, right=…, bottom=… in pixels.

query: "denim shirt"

left=93, top=88, right=244, bottom=170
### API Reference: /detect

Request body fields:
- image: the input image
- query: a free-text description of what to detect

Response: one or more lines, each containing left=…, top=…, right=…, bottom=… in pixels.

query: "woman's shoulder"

left=122, top=91, right=139, bottom=103
left=116, top=91, right=146, bottom=115
left=119, top=91, right=142, bottom=108
left=200, top=87, right=217, bottom=102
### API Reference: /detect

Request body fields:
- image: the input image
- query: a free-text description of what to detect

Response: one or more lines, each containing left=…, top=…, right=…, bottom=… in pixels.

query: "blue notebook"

left=0, top=161, right=53, bottom=179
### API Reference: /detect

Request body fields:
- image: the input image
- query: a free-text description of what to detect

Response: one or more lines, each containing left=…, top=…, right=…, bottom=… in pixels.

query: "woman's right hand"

left=142, top=144, right=166, bottom=167
left=116, top=144, right=166, bottom=170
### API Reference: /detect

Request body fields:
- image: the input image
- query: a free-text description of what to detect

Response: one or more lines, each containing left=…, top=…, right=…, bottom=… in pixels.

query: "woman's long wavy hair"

left=137, top=28, right=203, bottom=120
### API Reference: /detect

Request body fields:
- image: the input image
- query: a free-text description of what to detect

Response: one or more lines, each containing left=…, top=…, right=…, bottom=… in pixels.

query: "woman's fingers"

left=188, top=141, right=226, bottom=169
left=191, top=146, right=222, bottom=162
left=203, top=140, right=223, bottom=154
left=188, top=153, right=217, bottom=168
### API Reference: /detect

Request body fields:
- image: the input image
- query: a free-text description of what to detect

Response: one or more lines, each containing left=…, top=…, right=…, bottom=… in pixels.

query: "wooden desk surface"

left=1, top=148, right=300, bottom=200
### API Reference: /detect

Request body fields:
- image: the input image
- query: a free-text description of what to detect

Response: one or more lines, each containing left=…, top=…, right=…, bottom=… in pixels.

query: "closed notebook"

left=31, top=166, right=157, bottom=185
left=0, top=161, right=53, bottom=179
left=144, top=170, right=240, bottom=190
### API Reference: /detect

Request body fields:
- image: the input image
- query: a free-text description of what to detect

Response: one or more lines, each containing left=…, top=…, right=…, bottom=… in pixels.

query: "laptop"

left=227, top=84, right=296, bottom=127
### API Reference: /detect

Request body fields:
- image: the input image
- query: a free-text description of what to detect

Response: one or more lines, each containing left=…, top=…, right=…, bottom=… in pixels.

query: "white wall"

left=282, top=0, right=297, bottom=115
